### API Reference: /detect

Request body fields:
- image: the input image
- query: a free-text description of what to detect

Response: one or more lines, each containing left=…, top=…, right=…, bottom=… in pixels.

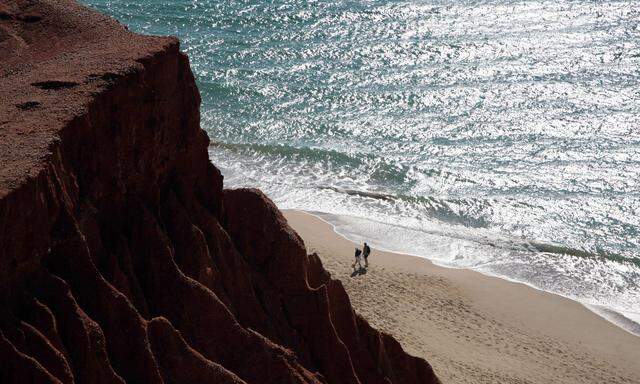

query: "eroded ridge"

left=0, top=1, right=439, bottom=383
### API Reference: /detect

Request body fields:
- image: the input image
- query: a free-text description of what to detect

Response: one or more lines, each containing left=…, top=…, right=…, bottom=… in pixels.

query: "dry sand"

left=284, top=210, right=640, bottom=384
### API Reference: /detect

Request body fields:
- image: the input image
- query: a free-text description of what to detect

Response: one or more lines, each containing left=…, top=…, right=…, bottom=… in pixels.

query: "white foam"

left=306, top=210, right=640, bottom=338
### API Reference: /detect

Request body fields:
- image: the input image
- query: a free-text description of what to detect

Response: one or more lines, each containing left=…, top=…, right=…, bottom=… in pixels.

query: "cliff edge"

left=0, top=1, right=440, bottom=383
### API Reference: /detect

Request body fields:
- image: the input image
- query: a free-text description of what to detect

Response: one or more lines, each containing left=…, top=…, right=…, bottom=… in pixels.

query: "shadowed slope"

left=0, top=1, right=440, bottom=383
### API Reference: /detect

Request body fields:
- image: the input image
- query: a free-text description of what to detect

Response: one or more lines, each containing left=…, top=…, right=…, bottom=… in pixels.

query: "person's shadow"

left=350, top=267, right=367, bottom=277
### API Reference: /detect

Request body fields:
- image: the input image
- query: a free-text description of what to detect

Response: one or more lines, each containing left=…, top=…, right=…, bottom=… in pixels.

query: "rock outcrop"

left=0, top=1, right=440, bottom=383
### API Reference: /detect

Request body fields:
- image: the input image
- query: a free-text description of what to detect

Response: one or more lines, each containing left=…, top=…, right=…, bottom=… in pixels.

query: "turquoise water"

left=84, top=0, right=640, bottom=334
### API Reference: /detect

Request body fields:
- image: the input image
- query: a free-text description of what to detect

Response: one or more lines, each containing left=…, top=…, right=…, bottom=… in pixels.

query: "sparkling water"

left=83, top=0, right=640, bottom=334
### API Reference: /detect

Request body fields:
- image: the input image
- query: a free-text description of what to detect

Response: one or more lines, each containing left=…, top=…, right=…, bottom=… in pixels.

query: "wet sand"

left=284, top=210, right=640, bottom=384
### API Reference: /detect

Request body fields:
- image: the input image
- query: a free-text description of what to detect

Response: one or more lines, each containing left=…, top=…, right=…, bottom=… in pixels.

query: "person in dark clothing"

left=362, top=242, right=371, bottom=267
left=352, top=247, right=363, bottom=270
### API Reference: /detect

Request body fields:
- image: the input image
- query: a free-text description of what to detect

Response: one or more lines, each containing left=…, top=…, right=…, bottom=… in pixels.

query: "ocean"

left=83, top=0, right=640, bottom=335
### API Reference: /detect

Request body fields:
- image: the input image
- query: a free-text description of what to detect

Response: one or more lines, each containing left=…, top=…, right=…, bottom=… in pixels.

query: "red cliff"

left=0, top=1, right=440, bottom=383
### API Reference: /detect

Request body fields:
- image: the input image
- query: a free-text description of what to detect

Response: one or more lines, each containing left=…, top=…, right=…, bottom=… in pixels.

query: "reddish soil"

left=0, top=1, right=440, bottom=383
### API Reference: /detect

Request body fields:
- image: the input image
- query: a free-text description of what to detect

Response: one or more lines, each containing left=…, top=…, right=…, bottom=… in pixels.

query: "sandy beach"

left=284, top=210, right=640, bottom=384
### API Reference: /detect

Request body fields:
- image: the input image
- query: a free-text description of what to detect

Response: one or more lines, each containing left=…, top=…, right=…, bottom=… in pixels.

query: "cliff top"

left=0, top=0, right=177, bottom=198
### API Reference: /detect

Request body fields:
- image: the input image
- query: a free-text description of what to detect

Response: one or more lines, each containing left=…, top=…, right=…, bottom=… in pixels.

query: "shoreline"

left=303, top=209, right=640, bottom=337
left=284, top=209, right=640, bottom=383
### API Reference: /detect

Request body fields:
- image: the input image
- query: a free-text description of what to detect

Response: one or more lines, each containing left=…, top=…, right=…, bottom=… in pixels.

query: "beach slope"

left=284, top=210, right=640, bottom=384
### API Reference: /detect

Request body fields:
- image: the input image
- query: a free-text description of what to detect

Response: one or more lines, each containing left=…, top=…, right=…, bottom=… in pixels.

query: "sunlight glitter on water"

left=84, top=0, right=640, bottom=334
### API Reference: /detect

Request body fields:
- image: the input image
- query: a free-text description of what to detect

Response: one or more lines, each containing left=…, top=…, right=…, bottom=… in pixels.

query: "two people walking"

left=352, top=242, right=371, bottom=271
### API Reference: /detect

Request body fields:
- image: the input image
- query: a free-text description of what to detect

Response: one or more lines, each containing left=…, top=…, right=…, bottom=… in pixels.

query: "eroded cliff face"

left=0, top=1, right=440, bottom=383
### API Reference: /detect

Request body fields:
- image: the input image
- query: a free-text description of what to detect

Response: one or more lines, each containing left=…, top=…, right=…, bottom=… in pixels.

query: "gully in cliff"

left=0, top=1, right=439, bottom=383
